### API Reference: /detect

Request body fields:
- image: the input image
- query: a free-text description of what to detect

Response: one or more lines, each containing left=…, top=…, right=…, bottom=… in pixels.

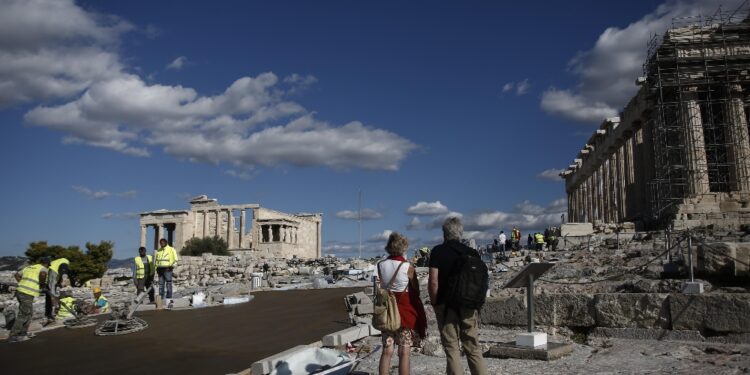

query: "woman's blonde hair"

left=385, top=232, right=409, bottom=256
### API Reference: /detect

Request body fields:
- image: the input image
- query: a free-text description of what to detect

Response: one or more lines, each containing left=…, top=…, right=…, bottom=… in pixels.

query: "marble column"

left=203, top=211, right=208, bottom=237
left=140, top=225, right=147, bottom=248
left=239, top=209, right=246, bottom=248
left=227, top=210, right=235, bottom=249
left=682, top=87, right=711, bottom=195
left=174, top=223, right=182, bottom=250
left=624, top=135, right=634, bottom=219
left=215, top=210, right=221, bottom=237
left=153, top=225, right=160, bottom=250
left=617, top=145, right=627, bottom=221
left=724, top=84, right=750, bottom=192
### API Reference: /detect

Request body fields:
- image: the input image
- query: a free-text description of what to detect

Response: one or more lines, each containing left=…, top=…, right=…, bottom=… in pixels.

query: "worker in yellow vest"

left=134, top=246, right=155, bottom=303
left=155, top=239, right=178, bottom=299
left=534, top=232, right=545, bottom=251
left=55, top=291, right=76, bottom=321
left=9, top=257, right=50, bottom=343
left=45, top=257, right=71, bottom=322
left=92, top=287, right=109, bottom=313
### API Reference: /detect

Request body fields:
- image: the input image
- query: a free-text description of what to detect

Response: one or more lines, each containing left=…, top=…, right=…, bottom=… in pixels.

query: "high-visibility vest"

left=155, top=245, right=178, bottom=268
left=535, top=234, right=545, bottom=244
left=134, top=255, right=154, bottom=279
left=18, top=264, right=47, bottom=297
left=50, top=258, right=70, bottom=274
left=56, top=296, right=75, bottom=320
left=96, top=295, right=109, bottom=313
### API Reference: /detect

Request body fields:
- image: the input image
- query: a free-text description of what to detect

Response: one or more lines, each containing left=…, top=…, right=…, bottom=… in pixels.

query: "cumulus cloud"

left=406, top=217, right=422, bottom=231
left=463, top=198, right=568, bottom=234
left=0, top=0, right=130, bottom=107
left=101, top=212, right=140, bottom=220
left=336, top=208, right=383, bottom=220
left=536, top=168, right=565, bottom=181
left=370, top=230, right=393, bottom=242
left=406, top=201, right=449, bottom=216
left=540, top=0, right=731, bottom=124
left=8, top=0, right=417, bottom=171
left=72, top=185, right=135, bottom=199
left=283, top=73, right=318, bottom=93
left=166, top=56, right=187, bottom=70
left=501, top=79, right=530, bottom=96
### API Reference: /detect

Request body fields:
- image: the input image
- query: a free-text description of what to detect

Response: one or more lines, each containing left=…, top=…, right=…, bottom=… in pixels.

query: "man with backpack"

left=428, top=217, right=488, bottom=375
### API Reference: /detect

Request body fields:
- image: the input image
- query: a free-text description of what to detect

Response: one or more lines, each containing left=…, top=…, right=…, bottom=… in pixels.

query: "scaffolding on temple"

left=645, top=3, right=750, bottom=228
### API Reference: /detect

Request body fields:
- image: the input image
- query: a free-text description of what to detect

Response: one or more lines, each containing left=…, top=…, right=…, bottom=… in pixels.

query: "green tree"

left=25, top=240, right=114, bottom=286
left=180, top=236, right=229, bottom=256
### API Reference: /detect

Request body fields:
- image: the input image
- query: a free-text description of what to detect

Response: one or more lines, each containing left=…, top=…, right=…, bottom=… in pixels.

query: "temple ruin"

left=562, top=11, right=750, bottom=230
left=139, top=195, right=322, bottom=259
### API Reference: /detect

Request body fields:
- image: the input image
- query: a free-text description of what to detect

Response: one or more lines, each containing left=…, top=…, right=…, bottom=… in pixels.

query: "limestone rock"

left=595, top=293, right=670, bottom=329
left=670, top=293, right=750, bottom=333
left=480, top=296, right=527, bottom=326
left=536, top=294, right=596, bottom=327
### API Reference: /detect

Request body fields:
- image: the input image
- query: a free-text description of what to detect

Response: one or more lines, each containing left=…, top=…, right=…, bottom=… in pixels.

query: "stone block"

left=480, top=296, right=527, bottom=326
left=321, top=324, right=370, bottom=346
left=589, top=327, right=705, bottom=342
left=682, top=282, right=704, bottom=294
left=535, top=294, right=596, bottom=327
left=250, top=345, right=309, bottom=375
left=487, top=342, right=573, bottom=361
left=354, top=303, right=374, bottom=315
left=669, top=293, right=750, bottom=333
left=594, top=293, right=670, bottom=329
left=516, top=332, right=547, bottom=348
left=561, top=223, right=594, bottom=237
left=697, top=242, right=750, bottom=277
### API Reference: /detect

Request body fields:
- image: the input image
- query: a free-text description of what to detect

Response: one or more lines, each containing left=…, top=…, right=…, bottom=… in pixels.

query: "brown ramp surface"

left=0, top=287, right=361, bottom=374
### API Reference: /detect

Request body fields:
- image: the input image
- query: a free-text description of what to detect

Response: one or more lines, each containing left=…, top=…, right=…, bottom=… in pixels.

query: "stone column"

left=227, top=210, right=235, bottom=249
left=153, top=225, right=160, bottom=250
left=682, top=87, right=711, bottom=195
left=724, top=84, right=750, bottom=192
left=202, top=211, right=208, bottom=238
left=611, top=152, right=620, bottom=222
left=623, top=134, right=634, bottom=219
left=174, top=223, right=182, bottom=251
left=140, top=225, right=147, bottom=248
left=239, top=209, right=246, bottom=248
left=215, top=210, right=221, bottom=237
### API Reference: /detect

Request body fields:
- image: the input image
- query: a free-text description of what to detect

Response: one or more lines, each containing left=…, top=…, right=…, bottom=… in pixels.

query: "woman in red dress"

left=377, top=232, right=427, bottom=375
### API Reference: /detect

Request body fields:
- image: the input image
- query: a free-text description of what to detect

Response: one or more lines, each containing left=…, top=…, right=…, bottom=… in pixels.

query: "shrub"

left=180, top=236, right=229, bottom=256
left=25, top=241, right=113, bottom=286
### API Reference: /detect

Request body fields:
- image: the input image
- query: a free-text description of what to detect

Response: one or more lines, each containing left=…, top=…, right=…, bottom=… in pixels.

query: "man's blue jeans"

left=157, top=268, right=173, bottom=299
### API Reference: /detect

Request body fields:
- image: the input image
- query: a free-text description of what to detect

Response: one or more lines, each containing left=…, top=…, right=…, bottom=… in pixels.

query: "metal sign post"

left=504, top=263, right=554, bottom=343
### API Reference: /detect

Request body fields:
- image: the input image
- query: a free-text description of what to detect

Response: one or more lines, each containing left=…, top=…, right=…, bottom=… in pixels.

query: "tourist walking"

left=527, top=234, right=533, bottom=250
left=45, top=257, right=71, bottom=323
left=9, top=257, right=50, bottom=342
left=428, top=217, right=489, bottom=375
left=497, top=231, right=507, bottom=257
left=133, top=246, right=155, bottom=303
left=155, top=239, right=178, bottom=299
left=377, top=232, right=427, bottom=375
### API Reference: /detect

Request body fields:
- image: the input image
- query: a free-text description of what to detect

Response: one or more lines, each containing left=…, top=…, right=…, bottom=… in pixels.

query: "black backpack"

left=444, top=242, right=489, bottom=310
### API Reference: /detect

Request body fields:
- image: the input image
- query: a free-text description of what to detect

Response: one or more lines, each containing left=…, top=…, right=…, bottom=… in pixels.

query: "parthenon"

left=561, top=13, right=750, bottom=230
left=139, top=195, right=322, bottom=259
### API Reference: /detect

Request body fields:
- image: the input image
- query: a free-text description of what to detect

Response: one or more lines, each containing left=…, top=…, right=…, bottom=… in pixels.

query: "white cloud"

left=283, top=73, right=318, bottom=93
left=540, top=0, right=730, bottom=124
left=101, top=212, right=139, bottom=220
left=502, top=82, right=514, bottom=93
left=166, top=56, right=187, bottom=70
left=406, top=201, right=449, bottom=216
left=72, top=185, right=135, bottom=199
left=502, top=79, right=530, bottom=96
left=536, top=168, right=565, bottom=181
left=370, top=230, right=393, bottom=242
left=0, top=0, right=130, bottom=107
left=425, top=211, right=464, bottom=230
left=463, top=198, right=568, bottom=235
left=335, top=208, right=383, bottom=220
left=406, top=217, right=421, bottom=230
left=9, top=0, right=417, bottom=171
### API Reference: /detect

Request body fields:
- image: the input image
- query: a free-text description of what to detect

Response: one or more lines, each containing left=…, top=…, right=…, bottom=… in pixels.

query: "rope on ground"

left=694, top=237, right=750, bottom=268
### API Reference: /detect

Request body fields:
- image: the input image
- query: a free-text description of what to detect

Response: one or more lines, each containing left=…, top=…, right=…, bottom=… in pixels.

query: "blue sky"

left=0, top=0, right=737, bottom=259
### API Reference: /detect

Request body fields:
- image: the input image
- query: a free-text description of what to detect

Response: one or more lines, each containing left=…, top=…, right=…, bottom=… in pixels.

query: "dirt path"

left=0, top=287, right=360, bottom=374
